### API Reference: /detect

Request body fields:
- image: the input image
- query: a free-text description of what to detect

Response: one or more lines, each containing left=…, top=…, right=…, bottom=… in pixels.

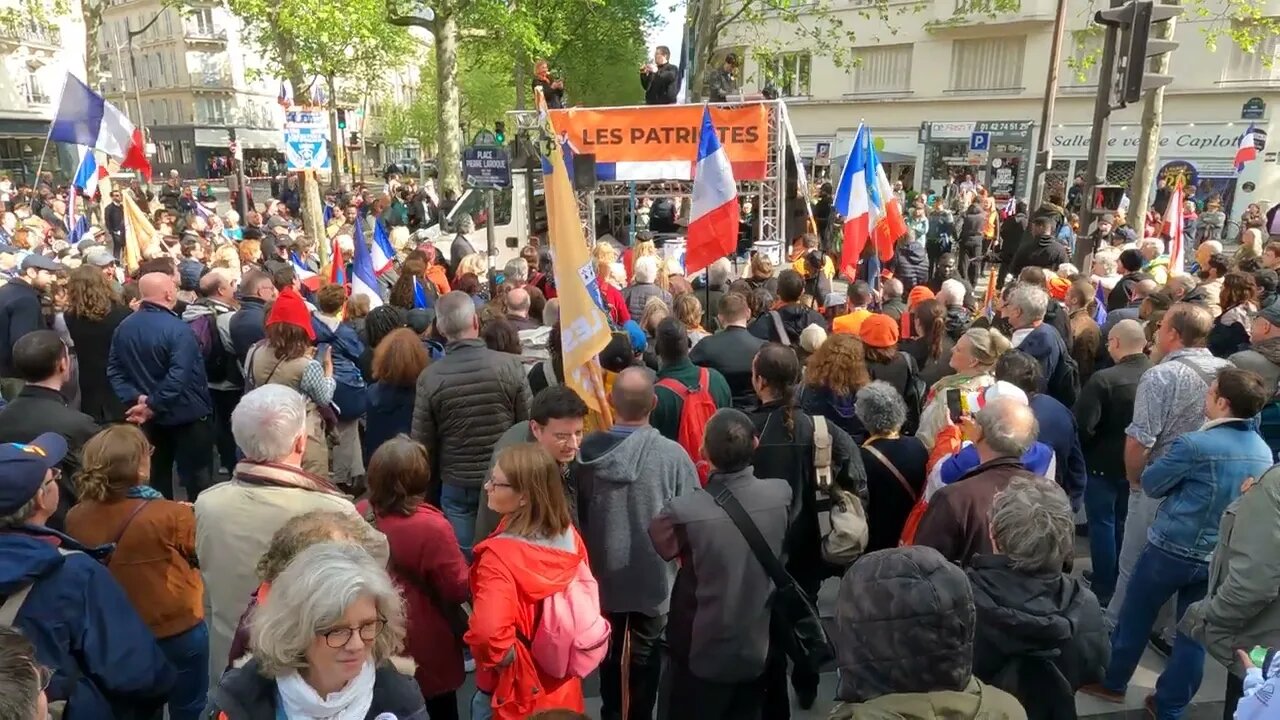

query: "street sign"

left=284, top=107, right=330, bottom=172
left=969, top=131, right=991, bottom=152
left=1242, top=97, right=1267, bottom=120
left=462, top=145, right=511, bottom=189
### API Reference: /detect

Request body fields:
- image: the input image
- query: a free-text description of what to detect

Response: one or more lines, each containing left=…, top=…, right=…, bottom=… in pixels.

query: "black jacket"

left=1074, top=353, right=1153, bottom=479
left=747, top=399, right=867, bottom=588
left=1044, top=299, right=1075, bottom=355
left=1106, top=271, right=1150, bottom=312
left=532, top=75, right=565, bottom=109
left=747, top=303, right=827, bottom=346
left=64, top=305, right=132, bottom=424
left=640, top=62, right=680, bottom=105
left=411, top=338, right=532, bottom=489
left=967, top=554, right=1109, bottom=720
left=1009, top=236, right=1070, bottom=278
left=689, top=326, right=765, bottom=411
left=959, top=205, right=986, bottom=244
left=999, top=213, right=1028, bottom=274
left=204, top=658, right=428, bottom=719
left=0, top=279, right=48, bottom=377
left=890, top=240, right=929, bottom=294
left=104, top=202, right=126, bottom=248
left=0, top=384, right=99, bottom=528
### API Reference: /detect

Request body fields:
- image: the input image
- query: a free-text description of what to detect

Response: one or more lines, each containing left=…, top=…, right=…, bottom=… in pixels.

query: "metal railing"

left=0, top=22, right=62, bottom=47
left=184, top=27, right=227, bottom=41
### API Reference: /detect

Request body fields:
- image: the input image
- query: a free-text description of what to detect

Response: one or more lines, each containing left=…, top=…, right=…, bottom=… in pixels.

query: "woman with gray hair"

left=204, top=542, right=426, bottom=718
left=856, top=381, right=928, bottom=551
left=916, top=326, right=1012, bottom=448
left=967, top=476, right=1109, bottom=720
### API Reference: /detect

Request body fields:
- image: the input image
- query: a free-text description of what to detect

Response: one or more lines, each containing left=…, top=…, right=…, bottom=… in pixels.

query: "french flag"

left=1236, top=125, right=1260, bottom=174
left=412, top=277, right=432, bottom=309
left=277, top=80, right=293, bottom=109
left=50, top=73, right=151, bottom=181
left=350, top=217, right=384, bottom=309
left=328, top=236, right=347, bottom=287
left=835, top=125, right=908, bottom=278
left=685, top=105, right=739, bottom=277
left=1163, top=177, right=1185, bottom=274
left=370, top=220, right=396, bottom=276
left=72, top=146, right=108, bottom=199
left=291, top=252, right=322, bottom=292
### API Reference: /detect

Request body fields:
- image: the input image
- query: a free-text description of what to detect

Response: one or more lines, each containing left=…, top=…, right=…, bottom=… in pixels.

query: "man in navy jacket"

left=995, top=350, right=1087, bottom=511
left=1004, top=283, right=1077, bottom=406
left=228, top=270, right=278, bottom=365
left=108, top=272, right=215, bottom=500
left=0, top=432, right=174, bottom=716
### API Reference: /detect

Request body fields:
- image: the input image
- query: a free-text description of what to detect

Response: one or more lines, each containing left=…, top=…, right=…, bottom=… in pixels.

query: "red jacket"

left=465, top=528, right=588, bottom=720
left=357, top=500, right=470, bottom=699
left=597, top=277, right=632, bottom=327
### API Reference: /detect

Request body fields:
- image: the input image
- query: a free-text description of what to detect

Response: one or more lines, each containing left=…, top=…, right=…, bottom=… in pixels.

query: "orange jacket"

left=465, top=527, right=588, bottom=720
left=424, top=264, right=451, bottom=296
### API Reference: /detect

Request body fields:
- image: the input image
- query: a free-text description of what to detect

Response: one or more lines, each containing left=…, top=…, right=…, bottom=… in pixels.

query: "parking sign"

left=969, top=131, right=991, bottom=152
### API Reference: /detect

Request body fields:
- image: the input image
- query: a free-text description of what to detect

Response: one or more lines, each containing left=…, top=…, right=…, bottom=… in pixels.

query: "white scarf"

left=276, top=661, right=375, bottom=720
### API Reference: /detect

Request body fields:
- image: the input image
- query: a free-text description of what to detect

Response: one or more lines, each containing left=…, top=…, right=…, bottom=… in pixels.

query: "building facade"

left=0, top=1, right=87, bottom=185
left=704, top=0, right=1279, bottom=218
left=96, top=0, right=286, bottom=178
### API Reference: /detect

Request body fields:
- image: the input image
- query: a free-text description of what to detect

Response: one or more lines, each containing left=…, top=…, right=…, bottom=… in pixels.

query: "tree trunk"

left=435, top=8, right=462, bottom=198
left=686, top=0, right=725, bottom=103
left=82, top=0, right=103, bottom=90
left=1126, top=11, right=1177, bottom=229
left=327, top=75, right=344, bottom=190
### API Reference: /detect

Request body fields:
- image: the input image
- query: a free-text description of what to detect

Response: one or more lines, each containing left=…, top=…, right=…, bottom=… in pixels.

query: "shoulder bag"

left=814, top=416, right=868, bottom=566
left=711, top=483, right=834, bottom=674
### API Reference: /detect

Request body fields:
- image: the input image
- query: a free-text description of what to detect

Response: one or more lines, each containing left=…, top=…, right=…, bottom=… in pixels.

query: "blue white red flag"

left=50, top=73, right=151, bottom=180
left=350, top=216, right=383, bottom=309
left=412, top=277, right=432, bottom=309
left=834, top=124, right=909, bottom=278
left=685, top=105, right=739, bottom=277
left=1236, top=125, right=1260, bottom=174
left=291, top=252, right=321, bottom=292
left=371, top=220, right=396, bottom=276
left=72, top=146, right=108, bottom=199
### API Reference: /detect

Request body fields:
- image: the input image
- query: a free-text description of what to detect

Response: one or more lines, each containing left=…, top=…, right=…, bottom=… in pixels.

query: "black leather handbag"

left=711, top=484, right=835, bottom=674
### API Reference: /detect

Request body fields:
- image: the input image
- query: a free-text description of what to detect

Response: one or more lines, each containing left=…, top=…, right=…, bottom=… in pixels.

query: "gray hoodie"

left=577, top=425, right=697, bottom=616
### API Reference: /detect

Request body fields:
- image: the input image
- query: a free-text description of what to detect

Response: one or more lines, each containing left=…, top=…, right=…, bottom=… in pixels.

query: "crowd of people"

left=0, top=162, right=1278, bottom=720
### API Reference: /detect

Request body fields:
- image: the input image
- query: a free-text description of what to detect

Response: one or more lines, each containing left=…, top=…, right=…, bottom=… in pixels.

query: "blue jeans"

left=1085, top=473, right=1129, bottom=605
left=157, top=621, right=210, bottom=720
left=471, top=690, right=493, bottom=720
left=1103, top=543, right=1209, bottom=719
left=440, top=484, right=482, bottom=560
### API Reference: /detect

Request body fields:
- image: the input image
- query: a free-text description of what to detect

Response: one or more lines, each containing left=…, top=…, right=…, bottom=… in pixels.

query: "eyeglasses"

left=36, top=662, right=52, bottom=691
left=319, top=617, right=385, bottom=648
left=484, top=476, right=514, bottom=490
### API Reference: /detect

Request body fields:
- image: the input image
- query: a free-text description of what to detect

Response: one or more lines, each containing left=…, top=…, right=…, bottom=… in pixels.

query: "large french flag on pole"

left=685, top=105, right=739, bottom=277
left=835, top=125, right=873, bottom=278
left=370, top=220, right=396, bottom=276
left=50, top=73, right=151, bottom=181
left=867, top=137, right=908, bottom=262
left=350, top=219, right=384, bottom=309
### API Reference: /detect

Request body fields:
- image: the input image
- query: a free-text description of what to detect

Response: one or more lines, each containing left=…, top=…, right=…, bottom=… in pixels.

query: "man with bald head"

left=183, top=267, right=243, bottom=475
left=504, top=286, right=537, bottom=331
left=914, top=396, right=1047, bottom=566
left=108, top=271, right=215, bottom=499
left=578, top=365, right=698, bottom=720
left=1076, top=318, right=1154, bottom=606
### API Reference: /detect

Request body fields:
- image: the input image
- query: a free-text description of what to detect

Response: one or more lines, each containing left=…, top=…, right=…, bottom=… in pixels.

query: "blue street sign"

left=462, top=145, right=511, bottom=189
left=285, top=137, right=330, bottom=171
left=969, top=131, right=991, bottom=152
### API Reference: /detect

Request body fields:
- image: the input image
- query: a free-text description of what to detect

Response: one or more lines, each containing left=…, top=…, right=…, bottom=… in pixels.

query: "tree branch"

left=714, top=0, right=753, bottom=35
left=386, top=0, right=435, bottom=29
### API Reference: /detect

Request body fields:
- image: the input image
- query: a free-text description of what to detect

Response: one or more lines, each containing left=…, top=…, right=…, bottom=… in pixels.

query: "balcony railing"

left=0, top=22, right=62, bottom=48
left=191, top=73, right=235, bottom=90
left=25, top=89, right=51, bottom=105
left=185, top=27, right=228, bottom=43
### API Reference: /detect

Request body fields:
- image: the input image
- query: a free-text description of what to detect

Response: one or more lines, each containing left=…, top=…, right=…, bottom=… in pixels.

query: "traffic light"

left=1095, top=0, right=1181, bottom=107
left=1092, top=185, right=1127, bottom=214
left=494, top=120, right=506, bottom=145
left=337, top=109, right=347, bottom=130
left=348, top=131, right=361, bottom=147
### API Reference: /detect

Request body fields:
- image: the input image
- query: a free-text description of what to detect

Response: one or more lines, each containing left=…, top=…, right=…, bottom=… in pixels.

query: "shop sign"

left=1050, top=124, right=1249, bottom=158
left=926, top=120, right=1033, bottom=142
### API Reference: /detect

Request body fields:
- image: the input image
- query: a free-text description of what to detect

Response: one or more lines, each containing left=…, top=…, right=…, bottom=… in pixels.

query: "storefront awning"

left=236, top=128, right=284, bottom=151
left=194, top=128, right=231, bottom=148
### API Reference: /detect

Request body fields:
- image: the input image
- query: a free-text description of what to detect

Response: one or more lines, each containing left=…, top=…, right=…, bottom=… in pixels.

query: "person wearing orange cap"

left=244, top=285, right=333, bottom=476
left=860, top=314, right=924, bottom=432
left=901, top=285, right=936, bottom=339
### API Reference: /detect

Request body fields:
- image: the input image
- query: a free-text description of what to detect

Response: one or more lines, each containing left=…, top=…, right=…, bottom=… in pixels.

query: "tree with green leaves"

left=224, top=0, right=412, bottom=250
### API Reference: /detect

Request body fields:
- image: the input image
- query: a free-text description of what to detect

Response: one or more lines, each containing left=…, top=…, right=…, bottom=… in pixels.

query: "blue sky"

left=647, top=1, right=686, bottom=63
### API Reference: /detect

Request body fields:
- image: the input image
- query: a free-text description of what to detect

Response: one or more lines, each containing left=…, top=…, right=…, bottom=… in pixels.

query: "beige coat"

left=194, top=461, right=365, bottom=678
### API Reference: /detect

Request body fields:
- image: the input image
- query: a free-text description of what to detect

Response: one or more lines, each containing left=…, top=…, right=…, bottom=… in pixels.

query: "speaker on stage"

left=573, top=153, right=598, bottom=191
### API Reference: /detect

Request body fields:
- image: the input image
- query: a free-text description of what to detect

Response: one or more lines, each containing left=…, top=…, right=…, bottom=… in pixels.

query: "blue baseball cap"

left=0, top=433, right=68, bottom=515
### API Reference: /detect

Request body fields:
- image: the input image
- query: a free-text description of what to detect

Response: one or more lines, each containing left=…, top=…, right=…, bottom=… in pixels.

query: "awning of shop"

left=830, top=149, right=916, bottom=175
left=236, top=128, right=284, bottom=151
left=194, top=128, right=231, bottom=148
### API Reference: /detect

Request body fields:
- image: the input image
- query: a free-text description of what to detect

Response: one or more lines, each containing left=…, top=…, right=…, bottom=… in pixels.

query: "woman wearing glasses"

left=203, top=542, right=426, bottom=719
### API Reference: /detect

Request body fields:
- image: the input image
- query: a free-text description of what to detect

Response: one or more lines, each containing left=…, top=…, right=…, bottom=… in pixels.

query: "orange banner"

left=548, top=104, right=769, bottom=166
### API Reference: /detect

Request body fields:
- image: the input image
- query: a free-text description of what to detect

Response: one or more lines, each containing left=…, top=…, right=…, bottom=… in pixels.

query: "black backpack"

left=1047, top=344, right=1080, bottom=408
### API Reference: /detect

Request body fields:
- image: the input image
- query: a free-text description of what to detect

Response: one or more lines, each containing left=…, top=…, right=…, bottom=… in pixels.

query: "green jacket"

left=651, top=359, right=732, bottom=442
left=1181, top=464, right=1280, bottom=674
left=827, top=678, right=1026, bottom=720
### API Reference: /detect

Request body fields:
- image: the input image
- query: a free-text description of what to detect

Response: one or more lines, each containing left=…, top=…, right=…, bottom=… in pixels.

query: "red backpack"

left=657, top=367, right=717, bottom=485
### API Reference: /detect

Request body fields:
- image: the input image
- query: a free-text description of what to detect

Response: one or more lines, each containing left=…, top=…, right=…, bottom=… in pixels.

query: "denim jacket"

left=1142, top=418, right=1273, bottom=562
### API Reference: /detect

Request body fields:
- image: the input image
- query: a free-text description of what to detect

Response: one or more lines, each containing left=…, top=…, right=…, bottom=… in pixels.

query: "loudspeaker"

left=572, top=153, right=598, bottom=191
